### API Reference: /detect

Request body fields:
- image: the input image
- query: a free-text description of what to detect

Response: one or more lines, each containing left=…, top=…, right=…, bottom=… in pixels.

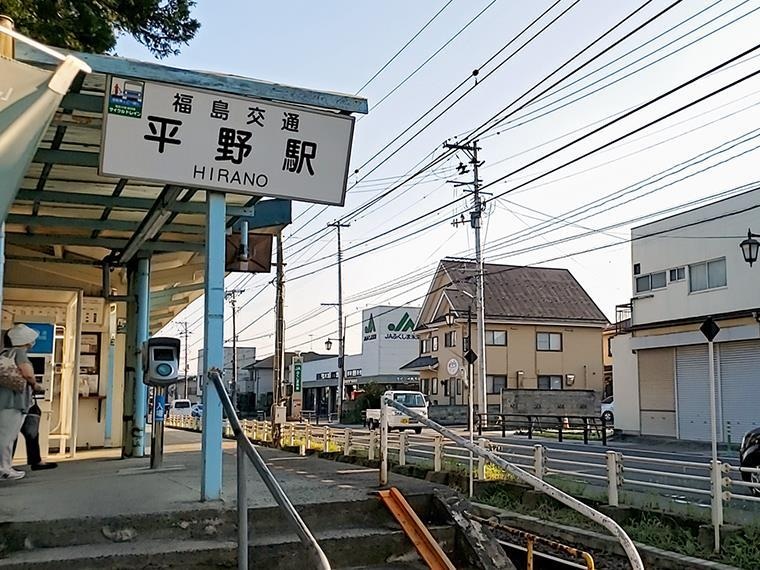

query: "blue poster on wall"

left=24, top=323, right=55, bottom=354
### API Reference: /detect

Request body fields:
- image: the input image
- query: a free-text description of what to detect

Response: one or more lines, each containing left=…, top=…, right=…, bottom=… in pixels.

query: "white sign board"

left=100, top=76, right=355, bottom=205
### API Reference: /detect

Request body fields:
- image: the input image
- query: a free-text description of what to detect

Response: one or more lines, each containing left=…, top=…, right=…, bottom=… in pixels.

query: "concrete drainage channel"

left=0, top=494, right=476, bottom=569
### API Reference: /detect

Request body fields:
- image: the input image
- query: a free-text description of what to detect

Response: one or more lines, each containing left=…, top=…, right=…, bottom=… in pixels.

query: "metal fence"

left=165, top=416, right=760, bottom=530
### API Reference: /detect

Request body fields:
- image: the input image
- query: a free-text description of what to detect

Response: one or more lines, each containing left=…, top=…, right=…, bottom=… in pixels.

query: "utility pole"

left=272, top=231, right=286, bottom=442
left=327, top=221, right=350, bottom=421
left=176, top=321, right=191, bottom=399
left=446, top=139, right=488, bottom=415
left=225, top=288, right=245, bottom=412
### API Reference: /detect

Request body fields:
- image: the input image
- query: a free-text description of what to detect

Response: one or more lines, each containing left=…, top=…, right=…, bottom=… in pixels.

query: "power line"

left=355, top=0, right=455, bottom=95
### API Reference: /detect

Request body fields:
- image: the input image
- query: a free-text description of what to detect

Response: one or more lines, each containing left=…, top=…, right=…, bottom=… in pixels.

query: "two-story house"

left=612, top=188, right=760, bottom=441
left=403, top=258, right=608, bottom=408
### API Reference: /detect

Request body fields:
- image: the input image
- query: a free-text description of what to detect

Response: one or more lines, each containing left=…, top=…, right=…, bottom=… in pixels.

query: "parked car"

left=171, top=398, right=192, bottom=417
left=601, top=396, right=614, bottom=424
left=191, top=403, right=204, bottom=418
left=740, top=427, right=760, bottom=497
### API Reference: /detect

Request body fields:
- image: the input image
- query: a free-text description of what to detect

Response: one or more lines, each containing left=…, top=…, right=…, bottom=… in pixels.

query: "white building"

left=612, top=188, right=760, bottom=442
left=195, top=346, right=256, bottom=398
left=301, top=305, right=421, bottom=414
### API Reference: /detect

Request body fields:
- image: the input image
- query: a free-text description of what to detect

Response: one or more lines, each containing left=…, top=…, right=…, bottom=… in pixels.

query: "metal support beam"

left=122, top=266, right=137, bottom=456
left=5, top=233, right=204, bottom=253
left=133, top=256, right=150, bottom=457
left=7, top=213, right=205, bottom=234
left=150, top=282, right=205, bottom=301
left=104, top=304, right=117, bottom=447
left=202, top=191, right=225, bottom=501
left=233, top=199, right=293, bottom=232
left=119, top=185, right=183, bottom=263
left=14, top=189, right=255, bottom=216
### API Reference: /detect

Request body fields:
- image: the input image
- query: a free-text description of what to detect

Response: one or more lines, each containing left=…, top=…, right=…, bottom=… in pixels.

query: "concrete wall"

left=428, top=404, right=501, bottom=425
left=611, top=333, right=640, bottom=434
left=631, top=188, right=760, bottom=326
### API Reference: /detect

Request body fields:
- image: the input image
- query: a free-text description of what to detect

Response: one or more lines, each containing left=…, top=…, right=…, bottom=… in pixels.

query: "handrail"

left=381, top=397, right=644, bottom=570
left=208, top=369, right=331, bottom=570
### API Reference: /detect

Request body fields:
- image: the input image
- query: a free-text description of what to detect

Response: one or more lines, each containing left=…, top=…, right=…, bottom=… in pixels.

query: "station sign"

left=100, top=76, right=355, bottom=205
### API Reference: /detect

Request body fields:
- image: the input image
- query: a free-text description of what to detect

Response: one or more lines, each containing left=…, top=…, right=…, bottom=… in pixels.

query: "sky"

left=115, top=0, right=760, bottom=371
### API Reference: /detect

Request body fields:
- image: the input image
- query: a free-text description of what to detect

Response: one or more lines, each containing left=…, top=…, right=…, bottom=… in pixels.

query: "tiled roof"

left=440, top=259, right=607, bottom=324
left=245, top=351, right=333, bottom=370
left=400, top=355, right=439, bottom=371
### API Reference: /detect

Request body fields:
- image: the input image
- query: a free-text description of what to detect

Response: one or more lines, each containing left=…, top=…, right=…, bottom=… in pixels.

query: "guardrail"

left=166, top=412, right=760, bottom=556
left=205, top=370, right=330, bottom=570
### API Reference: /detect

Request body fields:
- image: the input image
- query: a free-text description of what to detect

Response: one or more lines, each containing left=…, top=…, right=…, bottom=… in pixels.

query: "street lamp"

left=739, top=229, right=760, bottom=267
left=325, top=338, right=334, bottom=351
left=444, top=312, right=456, bottom=327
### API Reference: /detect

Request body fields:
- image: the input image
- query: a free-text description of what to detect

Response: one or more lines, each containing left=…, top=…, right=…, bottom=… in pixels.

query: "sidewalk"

left=0, top=428, right=442, bottom=523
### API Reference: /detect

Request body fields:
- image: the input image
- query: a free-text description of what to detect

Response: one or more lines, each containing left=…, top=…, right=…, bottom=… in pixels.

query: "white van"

left=171, top=398, right=192, bottom=417
left=365, top=390, right=429, bottom=433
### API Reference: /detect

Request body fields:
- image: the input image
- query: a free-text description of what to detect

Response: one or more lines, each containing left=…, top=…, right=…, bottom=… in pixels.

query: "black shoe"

left=31, top=462, right=58, bottom=471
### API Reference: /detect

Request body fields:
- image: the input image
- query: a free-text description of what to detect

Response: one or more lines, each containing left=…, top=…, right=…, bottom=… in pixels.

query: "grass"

left=478, top=485, right=760, bottom=569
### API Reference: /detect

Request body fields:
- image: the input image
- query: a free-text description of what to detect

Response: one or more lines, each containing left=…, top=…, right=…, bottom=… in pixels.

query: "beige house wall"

left=418, top=322, right=604, bottom=407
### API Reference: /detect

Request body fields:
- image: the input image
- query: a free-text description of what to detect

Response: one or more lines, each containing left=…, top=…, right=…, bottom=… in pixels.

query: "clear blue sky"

left=117, top=0, right=760, bottom=366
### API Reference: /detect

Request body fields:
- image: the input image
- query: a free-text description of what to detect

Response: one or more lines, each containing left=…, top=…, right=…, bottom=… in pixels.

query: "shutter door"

left=676, top=345, right=712, bottom=441
left=719, top=340, right=760, bottom=441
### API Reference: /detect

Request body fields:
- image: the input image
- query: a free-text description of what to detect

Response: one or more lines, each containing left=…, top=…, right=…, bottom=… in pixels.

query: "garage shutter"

left=719, top=340, right=760, bottom=440
left=676, top=345, right=716, bottom=442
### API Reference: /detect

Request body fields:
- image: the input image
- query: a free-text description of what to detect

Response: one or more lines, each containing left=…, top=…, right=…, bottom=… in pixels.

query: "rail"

left=206, top=369, right=330, bottom=570
left=379, top=397, right=644, bottom=570
left=468, top=513, right=595, bottom=570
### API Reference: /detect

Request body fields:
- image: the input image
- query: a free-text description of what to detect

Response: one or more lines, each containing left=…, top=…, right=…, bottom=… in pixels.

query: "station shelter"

left=2, top=28, right=366, bottom=499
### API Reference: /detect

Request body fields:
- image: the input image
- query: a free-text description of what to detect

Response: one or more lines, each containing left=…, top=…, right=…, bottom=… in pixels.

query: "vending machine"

left=18, top=322, right=56, bottom=461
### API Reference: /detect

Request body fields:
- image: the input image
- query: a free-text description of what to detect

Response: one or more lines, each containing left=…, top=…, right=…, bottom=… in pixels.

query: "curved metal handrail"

left=208, top=369, right=331, bottom=570
left=381, top=397, right=644, bottom=570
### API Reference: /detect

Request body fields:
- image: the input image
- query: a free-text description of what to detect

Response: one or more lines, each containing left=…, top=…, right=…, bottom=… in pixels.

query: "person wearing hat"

left=0, top=324, right=41, bottom=480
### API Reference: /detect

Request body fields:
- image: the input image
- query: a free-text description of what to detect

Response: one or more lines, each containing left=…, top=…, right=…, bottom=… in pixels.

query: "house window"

left=538, top=375, right=563, bottom=390
left=443, top=378, right=450, bottom=397
left=421, top=378, right=429, bottom=394
left=456, top=378, right=462, bottom=395
left=669, top=267, right=685, bottom=282
left=607, top=337, right=613, bottom=358
left=431, top=377, right=439, bottom=395
left=486, top=375, right=506, bottom=394
left=431, top=336, right=439, bottom=352
left=485, top=330, right=507, bottom=346
left=420, top=338, right=430, bottom=354
left=463, top=336, right=470, bottom=351
left=635, top=271, right=667, bottom=293
left=537, top=332, right=562, bottom=352
left=444, top=331, right=456, bottom=347
left=689, top=258, right=727, bottom=292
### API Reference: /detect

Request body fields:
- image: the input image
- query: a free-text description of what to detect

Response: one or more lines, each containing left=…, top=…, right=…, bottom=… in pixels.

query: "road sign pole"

left=150, top=386, right=166, bottom=469
left=700, top=316, right=722, bottom=553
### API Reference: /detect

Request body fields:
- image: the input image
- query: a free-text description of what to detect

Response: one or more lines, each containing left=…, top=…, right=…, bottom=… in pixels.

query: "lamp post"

left=739, top=229, right=760, bottom=266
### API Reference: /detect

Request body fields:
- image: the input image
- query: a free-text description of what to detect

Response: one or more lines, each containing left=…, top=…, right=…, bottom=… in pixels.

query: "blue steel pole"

left=202, top=191, right=225, bottom=501
left=133, top=256, right=150, bottom=457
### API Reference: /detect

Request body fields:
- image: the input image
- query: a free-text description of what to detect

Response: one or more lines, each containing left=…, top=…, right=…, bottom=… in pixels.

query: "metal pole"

left=201, top=191, right=226, bottom=501
left=150, top=386, right=166, bottom=469
left=471, top=142, right=488, bottom=416
left=708, top=339, right=721, bottom=552
left=133, top=257, right=150, bottom=457
left=380, top=396, right=388, bottom=486
left=237, top=445, right=248, bottom=570
left=467, top=306, right=474, bottom=498
left=122, top=266, right=137, bottom=457
left=231, top=293, right=239, bottom=413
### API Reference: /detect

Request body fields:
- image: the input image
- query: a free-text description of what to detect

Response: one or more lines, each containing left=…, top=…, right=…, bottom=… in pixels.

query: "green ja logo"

left=388, top=312, right=415, bottom=332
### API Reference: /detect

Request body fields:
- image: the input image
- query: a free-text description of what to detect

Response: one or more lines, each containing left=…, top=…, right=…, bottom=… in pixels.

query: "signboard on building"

left=100, top=76, right=355, bottom=205
left=502, top=389, right=599, bottom=417
left=293, top=361, right=302, bottom=392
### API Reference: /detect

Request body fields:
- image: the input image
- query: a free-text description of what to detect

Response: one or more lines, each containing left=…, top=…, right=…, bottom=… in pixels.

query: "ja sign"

left=100, top=77, right=355, bottom=205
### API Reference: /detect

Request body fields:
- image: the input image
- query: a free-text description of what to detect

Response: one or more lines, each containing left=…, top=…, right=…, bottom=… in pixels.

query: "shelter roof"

left=9, top=45, right=366, bottom=332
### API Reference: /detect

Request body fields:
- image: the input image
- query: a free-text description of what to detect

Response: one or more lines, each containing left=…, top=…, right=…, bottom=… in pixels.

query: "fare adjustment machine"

left=142, top=337, right=180, bottom=469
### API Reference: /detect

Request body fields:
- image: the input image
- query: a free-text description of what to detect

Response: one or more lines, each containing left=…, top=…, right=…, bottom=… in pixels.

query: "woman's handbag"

left=0, top=349, right=26, bottom=392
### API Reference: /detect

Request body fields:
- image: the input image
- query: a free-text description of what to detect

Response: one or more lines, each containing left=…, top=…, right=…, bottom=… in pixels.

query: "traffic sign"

left=700, top=317, right=720, bottom=342
left=464, top=349, right=478, bottom=365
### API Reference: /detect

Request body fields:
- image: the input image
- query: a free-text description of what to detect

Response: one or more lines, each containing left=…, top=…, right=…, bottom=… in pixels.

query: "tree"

left=0, top=0, right=200, bottom=59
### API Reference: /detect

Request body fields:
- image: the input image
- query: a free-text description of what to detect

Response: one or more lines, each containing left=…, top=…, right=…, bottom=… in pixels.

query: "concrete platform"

left=0, top=428, right=443, bottom=523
